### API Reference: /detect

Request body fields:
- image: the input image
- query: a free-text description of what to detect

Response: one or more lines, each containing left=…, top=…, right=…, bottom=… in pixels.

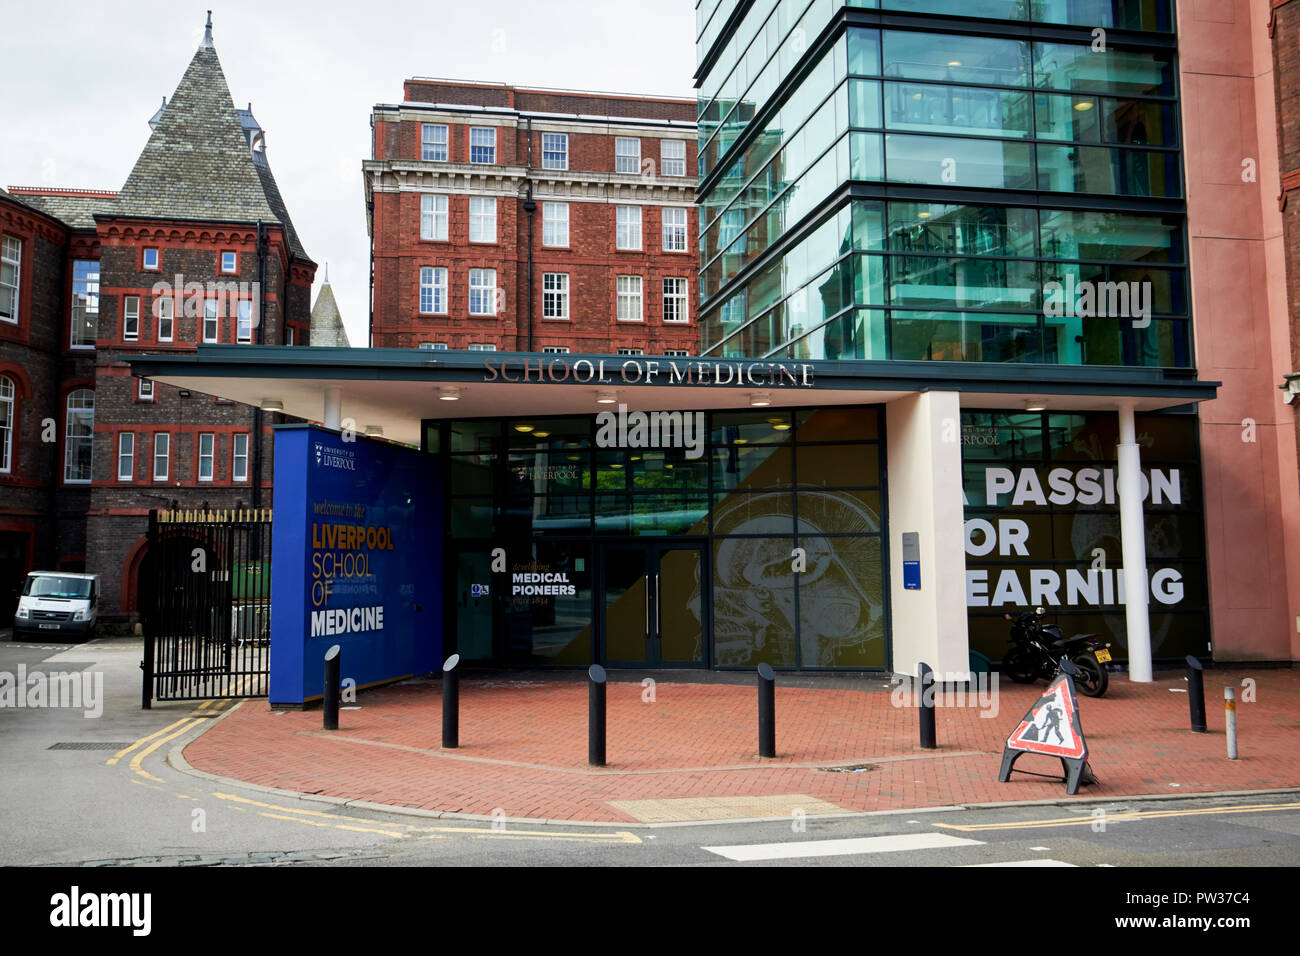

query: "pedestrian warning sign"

left=997, top=666, right=1096, bottom=794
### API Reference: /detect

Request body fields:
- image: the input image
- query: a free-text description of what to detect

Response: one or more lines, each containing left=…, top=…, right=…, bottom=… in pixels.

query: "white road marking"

left=965, top=859, right=1077, bottom=867
left=702, top=832, right=983, bottom=862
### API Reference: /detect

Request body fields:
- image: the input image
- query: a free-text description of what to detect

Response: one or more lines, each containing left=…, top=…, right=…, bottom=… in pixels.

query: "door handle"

left=653, top=573, right=660, bottom=638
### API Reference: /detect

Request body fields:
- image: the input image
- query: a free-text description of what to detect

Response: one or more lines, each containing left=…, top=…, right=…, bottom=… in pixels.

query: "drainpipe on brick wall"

left=524, top=116, right=535, bottom=352
left=368, top=112, right=375, bottom=348
left=251, top=220, right=266, bottom=515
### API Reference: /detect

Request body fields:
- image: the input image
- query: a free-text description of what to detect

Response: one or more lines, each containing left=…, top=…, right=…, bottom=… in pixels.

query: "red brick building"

left=1271, top=0, right=1300, bottom=478
left=364, top=79, right=698, bottom=355
left=0, top=16, right=315, bottom=619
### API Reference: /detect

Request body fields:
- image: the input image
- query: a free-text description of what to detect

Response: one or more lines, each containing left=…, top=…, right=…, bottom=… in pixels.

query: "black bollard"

left=588, top=664, right=607, bottom=767
left=322, top=644, right=341, bottom=731
left=918, top=662, right=936, bottom=750
left=1186, top=655, right=1207, bottom=733
left=442, top=653, right=461, bottom=749
left=757, top=662, right=776, bottom=758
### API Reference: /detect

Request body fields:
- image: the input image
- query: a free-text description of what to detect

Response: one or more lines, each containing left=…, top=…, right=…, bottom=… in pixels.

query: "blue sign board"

left=902, top=531, right=921, bottom=591
left=269, top=425, right=441, bottom=706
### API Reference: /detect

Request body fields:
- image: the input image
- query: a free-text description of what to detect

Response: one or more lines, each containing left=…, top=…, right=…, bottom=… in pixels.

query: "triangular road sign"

left=997, top=666, right=1094, bottom=794
left=1006, top=676, right=1085, bottom=760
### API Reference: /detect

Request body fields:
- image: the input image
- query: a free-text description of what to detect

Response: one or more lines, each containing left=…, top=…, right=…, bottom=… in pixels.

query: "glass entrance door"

left=601, top=543, right=705, bottom=667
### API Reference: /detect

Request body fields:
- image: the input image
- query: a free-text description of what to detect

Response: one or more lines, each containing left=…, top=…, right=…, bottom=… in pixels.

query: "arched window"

left=0, top=376, right=13, bottom=473
left=63, top=389, right=94, bottom=483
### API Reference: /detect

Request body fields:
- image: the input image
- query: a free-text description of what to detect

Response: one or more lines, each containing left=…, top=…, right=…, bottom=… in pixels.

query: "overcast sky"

left=0, top=0, right=698, bottom=347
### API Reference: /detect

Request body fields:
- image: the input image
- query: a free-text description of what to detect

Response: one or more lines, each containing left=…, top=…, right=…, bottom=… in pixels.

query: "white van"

left=12, top=572, right=100, bottom=640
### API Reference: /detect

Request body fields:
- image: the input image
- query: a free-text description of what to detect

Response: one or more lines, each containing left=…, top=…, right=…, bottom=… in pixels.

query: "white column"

left=885, top=392, right=969, bottom=678
left=1117, top=404, right=1153, bottom=682
left=323, top=387, right=342, bottom=431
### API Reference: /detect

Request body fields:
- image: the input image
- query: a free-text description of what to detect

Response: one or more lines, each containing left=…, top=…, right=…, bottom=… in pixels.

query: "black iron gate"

left=141, top=507, right=272, bottom=705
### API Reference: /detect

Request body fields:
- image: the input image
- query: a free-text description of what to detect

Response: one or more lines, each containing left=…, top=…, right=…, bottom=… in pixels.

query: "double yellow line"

left=211, top=792, right=642, bottom=843
left=935, top=801, right=1298, bottom=832
left=107, top=699, right=232, bottom=781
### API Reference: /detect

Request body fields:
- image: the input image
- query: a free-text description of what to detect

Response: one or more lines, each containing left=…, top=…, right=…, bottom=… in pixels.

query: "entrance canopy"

left=128, top=346, right=1219, bottom=446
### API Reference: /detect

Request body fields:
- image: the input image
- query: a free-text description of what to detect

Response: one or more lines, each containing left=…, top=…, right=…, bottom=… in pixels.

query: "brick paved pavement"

left=182, top=669, right=1300, bottom=823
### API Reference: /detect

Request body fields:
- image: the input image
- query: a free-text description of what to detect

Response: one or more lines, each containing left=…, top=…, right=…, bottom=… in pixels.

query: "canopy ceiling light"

left=1024, top=399, right=1047, bottom=412
left=438, top=386, right=461, bottom=401
left=260, top=399, right=284, bottom=412
left=595, top=390, right=618, bottom=405
left=749, top=392, right=772, bottom=407
left=364, top=425, right=384, bottom=437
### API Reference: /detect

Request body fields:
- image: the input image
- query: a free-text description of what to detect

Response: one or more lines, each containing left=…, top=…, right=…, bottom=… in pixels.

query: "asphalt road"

left=2, top=636, right=1299, bottom=868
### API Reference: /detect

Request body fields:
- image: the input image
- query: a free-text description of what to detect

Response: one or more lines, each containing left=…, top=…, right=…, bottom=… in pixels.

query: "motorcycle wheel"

left=1001, top=647, right=1038, bottom=684
left=1072, top=652, right=1109, bottom=698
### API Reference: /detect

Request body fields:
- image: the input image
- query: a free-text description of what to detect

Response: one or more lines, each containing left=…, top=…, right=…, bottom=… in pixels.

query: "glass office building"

left=696, top=0, right=1182, bottom=366
left=690, top=0, right=1209, bottom=674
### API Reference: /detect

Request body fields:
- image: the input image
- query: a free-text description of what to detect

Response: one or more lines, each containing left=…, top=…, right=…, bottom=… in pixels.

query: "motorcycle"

left=1000, top=607, right=1111, bottom=698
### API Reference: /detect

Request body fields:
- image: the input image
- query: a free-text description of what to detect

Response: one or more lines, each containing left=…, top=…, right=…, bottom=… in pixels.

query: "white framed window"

left=719, top=209, right=746, bottom=253
left=142, top=247, right=159, bottom=271
left=198, top=433, right=215, bottom=481
left=617, top=348, right=644, bottom=355
left=542, top=202, right=569, bottom=247
left=63, top=389, right=94, bottom=483
left=138, top=378, right=154, bottom=401
left=542, top=133, right=568, bottom=170
left=0, top=376, right=13, bottom=472
left=470, top=127, right=496, bottom=164
left=203, top=299, right=219, bottom=342
left=117, top=433, right=134, bottom=482
left=469, top=196, right=497, bottom=243
left=663, top=277, right=689, bottom=323
left=616, top=206, right=642, bottom=250
left=220, top=251, right=237, bottom=273
left=469, top=269, right=497, bottom=315
left=418, top=342, right=449, bottom=350
left=70, top=260, right=98, bottom=348
left=661, top=139, right=687, bottom=177
left=615, top=137, right=641, bottom=173
left=286, top=326, right=295, bottom=346
left=420, top=194, right=449, bottom=241
left=232, top=433, right=249, bottom=482
left=419, top=267, right=447, bottom=314
left=123, top=296, right=140, bottom=341
left=542, top=272, right=569, bottom=319
left=237, top=301, right=253, bottom=343
left=662, top=207, right=688, bottom=252
left=542, top=346, right=570, bottom=354
left=152, top=432, right=170, bottom=482
left=467, top=343, right=496, bottom=351
left=616, top=275, right=643, bottom=322
left=422, top=124, right=449, bottom=162
left=665, top=348, right=690, bottom=356
left=155, top=295, right=173, bottom=342
left=0, top=236, right=21, bottom=324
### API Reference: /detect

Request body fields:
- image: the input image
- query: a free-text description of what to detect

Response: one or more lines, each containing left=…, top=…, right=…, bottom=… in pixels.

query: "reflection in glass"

left=798, top=536, right=885, bottom=667
left=712, top=535, right=797, bottom=666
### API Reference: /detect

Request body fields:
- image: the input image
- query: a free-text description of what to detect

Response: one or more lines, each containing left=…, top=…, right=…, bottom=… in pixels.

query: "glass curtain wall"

left=960, top=409, right=1208, bottom=664
left=697, top=2, right=1185, bottom=369
left=429, top=406, right=888, bottom=669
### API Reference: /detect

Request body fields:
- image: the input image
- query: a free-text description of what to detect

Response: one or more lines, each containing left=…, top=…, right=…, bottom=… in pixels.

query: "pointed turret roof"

left=309, top=273, right=350, bottom=347
left=112, top=17, right=310, bottom=262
